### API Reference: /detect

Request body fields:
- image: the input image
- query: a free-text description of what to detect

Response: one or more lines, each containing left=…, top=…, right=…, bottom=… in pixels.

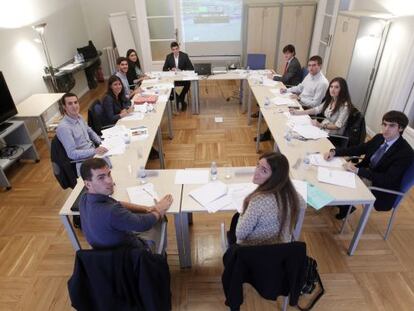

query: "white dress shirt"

left=174, top=55, right=179, bottom=69
left=288, top=71, right=329, bottom=108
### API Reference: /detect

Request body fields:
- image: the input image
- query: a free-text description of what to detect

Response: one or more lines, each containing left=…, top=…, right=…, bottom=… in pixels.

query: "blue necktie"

left=370, top=142, right=388, bottom=167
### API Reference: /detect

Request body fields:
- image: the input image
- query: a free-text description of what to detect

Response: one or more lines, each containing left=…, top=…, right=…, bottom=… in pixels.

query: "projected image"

left=181, top=0, right=242, bottom=42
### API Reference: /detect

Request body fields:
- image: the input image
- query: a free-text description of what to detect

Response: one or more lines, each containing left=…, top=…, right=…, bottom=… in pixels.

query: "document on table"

left=157, top=94, right=170, bottom=103
left=174, top=169, right=209, bottom=184
left=317, top=167, right=356, bottom=188
left=263, top=78, right=279, bottom=87
left=126, top=183, right=159, bottom=206
left=292, top=125, right=329, bottom=139
left=271, top=97, right=298, bottom=106
left=141, top=78, right=159, bottom=85
left=307, top=183, right=335, bottom=210
left=101, top=125, right=128, bottom=139
left=189, top=181, right=228, bottom=207
left=130, top=126, right=149, bottom=141
left=292, top=179, right=307, bottom=202
left=227, top=183, right=257, bottom=213
left=100, top=136, right=126, bottom=156
left=122, top=112, right=144, bottom=121
left=309, top=153, right=343, bottom=168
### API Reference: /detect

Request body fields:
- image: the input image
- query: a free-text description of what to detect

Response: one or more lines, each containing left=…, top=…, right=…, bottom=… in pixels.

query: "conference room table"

left=249, top=81, right=376, bottom=256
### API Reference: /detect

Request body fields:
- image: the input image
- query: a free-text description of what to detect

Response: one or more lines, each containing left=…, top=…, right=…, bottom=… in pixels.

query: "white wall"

left=79, top=0, right=141, bottom=77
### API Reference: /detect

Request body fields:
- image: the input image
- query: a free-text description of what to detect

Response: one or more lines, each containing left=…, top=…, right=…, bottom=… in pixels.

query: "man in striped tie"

left=324, top=110, right=413, bottom=219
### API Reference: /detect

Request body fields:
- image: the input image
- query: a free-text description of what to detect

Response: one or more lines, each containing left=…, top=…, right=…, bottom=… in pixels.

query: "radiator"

left=103, top=47, right=119, bottom=74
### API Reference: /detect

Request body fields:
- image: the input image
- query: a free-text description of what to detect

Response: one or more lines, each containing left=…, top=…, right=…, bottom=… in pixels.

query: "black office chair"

left=328, top=108, right=366, bottom=149
left=51, top=135, right=78, bottom=190
left=87, top=99, right=113, bottom=136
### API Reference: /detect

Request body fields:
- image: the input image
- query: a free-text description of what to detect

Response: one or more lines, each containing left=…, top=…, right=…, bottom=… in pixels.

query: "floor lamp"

left=32, top=23, right=58, bottom=92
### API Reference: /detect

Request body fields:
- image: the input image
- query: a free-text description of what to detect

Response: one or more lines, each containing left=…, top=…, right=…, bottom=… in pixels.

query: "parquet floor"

left=0, top=80, right=413, bottom=310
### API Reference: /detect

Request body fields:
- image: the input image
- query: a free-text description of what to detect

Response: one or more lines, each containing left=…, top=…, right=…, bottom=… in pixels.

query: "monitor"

left=0, top=71, right=17, bottom=133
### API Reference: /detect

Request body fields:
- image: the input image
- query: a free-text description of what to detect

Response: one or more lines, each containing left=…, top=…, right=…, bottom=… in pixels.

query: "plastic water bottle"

left=138, top=166, right=147, bottom=184
left=285, top=128, right=293, bottom=145
left=210, top=161, right=218, bottom=181
left=303, top=152, right=311, bottom=170
left=264, top=97, right=271, bottom=109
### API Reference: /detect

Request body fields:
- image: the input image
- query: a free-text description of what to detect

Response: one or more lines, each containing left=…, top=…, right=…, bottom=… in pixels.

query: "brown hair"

left=59, top=92, right=78, bottom=115
left=321, top=77, right=353, bottom=115
left=308, top=55, right=323, bottom=65
left=80, top=158, right=108, bottom=181
left=383, top=110, right=409, bottom=134
left=243, top=152, right=301, bottom=237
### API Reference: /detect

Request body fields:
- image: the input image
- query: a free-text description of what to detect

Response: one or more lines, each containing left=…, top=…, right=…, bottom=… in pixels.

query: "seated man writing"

left=324, top=110, right=414, bottom=219
left=79, top=158, right=173, bottom=251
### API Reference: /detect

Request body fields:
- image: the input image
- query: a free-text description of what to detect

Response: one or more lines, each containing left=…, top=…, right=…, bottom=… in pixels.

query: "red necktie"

left=284, top=62, right=289, bottom=74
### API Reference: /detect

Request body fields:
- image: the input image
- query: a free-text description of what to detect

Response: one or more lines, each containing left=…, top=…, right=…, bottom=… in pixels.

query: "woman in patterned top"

left=290, top=77, right=353, bottom=135
left=236, top=152, right=305, bottom=246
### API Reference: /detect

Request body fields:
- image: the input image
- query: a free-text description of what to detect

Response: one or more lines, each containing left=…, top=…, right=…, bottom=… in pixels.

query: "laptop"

left=194, top=63, right=212, bottom=75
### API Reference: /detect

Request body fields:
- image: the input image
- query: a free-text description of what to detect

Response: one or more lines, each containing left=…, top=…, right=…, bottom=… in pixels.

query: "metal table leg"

left=156, top=127, right=165, bottom=169
left=255, top=111, right=262, bottom=153
left=174, top=212, right=192, bottom=268
left=347, top=203, right=374, bottom=255
left=166, top=98, right=174, bottom=139
left=38, top=116, right=51, bottom=151
left=247, top=88, right=252, bottom=125
left=60, top=215, right=81, bottom=251
left=191, top=80, right=200, bottom=114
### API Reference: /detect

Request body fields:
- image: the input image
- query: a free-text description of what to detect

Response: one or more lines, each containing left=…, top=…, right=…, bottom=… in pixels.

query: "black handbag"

left=297, top=256, right=325, bottom=311
left=77, top=40, right=98, bottom=60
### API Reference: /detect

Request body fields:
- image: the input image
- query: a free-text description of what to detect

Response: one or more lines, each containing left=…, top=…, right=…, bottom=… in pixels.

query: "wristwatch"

left=329, top=148, right=336, bottom=156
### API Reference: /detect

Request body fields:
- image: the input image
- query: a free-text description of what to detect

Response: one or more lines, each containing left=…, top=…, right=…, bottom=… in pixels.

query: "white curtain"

left=365, top=16, right=414, bottom=141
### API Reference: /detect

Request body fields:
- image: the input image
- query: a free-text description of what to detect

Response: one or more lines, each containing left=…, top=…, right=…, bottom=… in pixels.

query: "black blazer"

left=101, top=94, right=130, bottom=126
left=162, top=51, right=194, bottom=71
left=68, top=247, right=171, bottom=311
left=335, top=134, right=414, bottom=211
left=222, top=242, right=306, bottom=309
left=273, top=57, right=302, bottom=86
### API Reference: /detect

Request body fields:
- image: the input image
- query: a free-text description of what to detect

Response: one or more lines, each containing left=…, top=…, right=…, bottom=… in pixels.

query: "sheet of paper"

left=122, top=112, right=144, bottom=121
left=307, top=183, right=335, bottom=210
left=317, top=167, right=356, bottom=188
left=126, top=183, right=159, bottom=207
left=134, top=103, right=149, bottom=113
left=141, top=78, right=159, bottom=85
left=293, top=125, right=329, bottom=139
left=288, top=114, right=313, bottom=125
left=292, top=179, right=307, bottom=202
left=101, top=125, right=128, bottom=139
left=100, top=136, right=126, bottom=156
left=309, top=153, right=343, bottom=168
left=205, top=195, right=233, bottom=213
left=214, top=116, right=223, bottom=123
left=157, top=94, right=170, bottom=103
left=228, top=183, right=257, bottom=213
left=271, top=97, right=297, bottom=106
left=189, top=181, right=228, bottom=207
left=263, top=79, right=279, bottom=87
left=130, top=126, right=149, bottom=141
left=174, top=169, right=209, bottom=184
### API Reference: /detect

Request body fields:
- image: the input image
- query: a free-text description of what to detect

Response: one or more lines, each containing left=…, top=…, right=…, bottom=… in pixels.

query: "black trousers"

left=173, top=81, right=191, bottom=103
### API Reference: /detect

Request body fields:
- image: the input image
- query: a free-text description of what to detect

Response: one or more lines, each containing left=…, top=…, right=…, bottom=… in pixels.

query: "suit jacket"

left=273, top=57, right=302, bottom=86
left=162, top=51, right=194, bottom=71
left=68, top=247, right=171, bottom=311
left=335, top=134, right=414, bottom=211
left=222, top=242, right=306, bottom=309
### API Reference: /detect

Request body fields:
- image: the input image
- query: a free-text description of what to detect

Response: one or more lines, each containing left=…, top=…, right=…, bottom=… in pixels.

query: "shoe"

left=181, top=101, right=187, bottom=111
left=251, top=111, right=259, bottom=118
left=149, top=147, right=160, bottom=160
left=335, top=206, right=356, bottom=220
left=254, top=131, right=271, bottom=142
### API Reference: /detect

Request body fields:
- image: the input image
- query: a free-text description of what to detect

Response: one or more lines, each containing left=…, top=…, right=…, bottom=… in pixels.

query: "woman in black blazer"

left=102, top=75, right=133, bottom=126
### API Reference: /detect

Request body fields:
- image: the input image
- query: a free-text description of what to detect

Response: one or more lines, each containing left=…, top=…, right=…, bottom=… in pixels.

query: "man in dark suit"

left=163, top=41, right=194, bottom=111
left=272, top=44, right=302, bottom=87
left=324, top=110, right=414, bottom=219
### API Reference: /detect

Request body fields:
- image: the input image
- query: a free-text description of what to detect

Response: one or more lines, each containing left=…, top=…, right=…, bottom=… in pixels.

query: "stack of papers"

left=174, top=170, right=209, bottom=184
left=101, top=125, right=129, bottom=139
left=100, top=136, right=126, bottom=156
left=292, top=125, right=329, bottom=140
left=126, top=183, right=159, bottom=206
left=263, top=79, right=279, bottom=87
left=189, top=182, right=257, bottom=213
left=309, top=153, right=343, bottom=168
left=307, top=183, right=334, bottom=210
left=122, top=112, right=144, bottom=121
left=317, top=167, right=356, bottom=188
left=141, top=78, right=159, bottom=85
left=271, top=97, right=298, bottom=106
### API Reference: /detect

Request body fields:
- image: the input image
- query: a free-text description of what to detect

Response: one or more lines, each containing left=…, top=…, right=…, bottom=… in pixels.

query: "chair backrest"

left=247, top=53, right=266, bottom=70
left=344, top=108, right=366, bottom=147
left=50, top=135, right=77, bottom=189
left=301, top=66, right=309, bottom=82
left=393, top=161, right=414, bottom=208
left=87, top=99, right=105, bottom=136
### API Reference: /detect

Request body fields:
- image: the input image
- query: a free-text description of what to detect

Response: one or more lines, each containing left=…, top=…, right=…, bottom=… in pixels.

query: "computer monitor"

left=0, top=71, right=17, bottom=133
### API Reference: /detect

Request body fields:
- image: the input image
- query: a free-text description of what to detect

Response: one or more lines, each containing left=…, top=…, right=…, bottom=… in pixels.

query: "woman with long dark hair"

left=235, top=152, right=305, bottom=245
left=126, top=49, right=148, bottom=86
left=102, top=75, right=133, bottom=126
left=290, top=77, right=353, bottom=135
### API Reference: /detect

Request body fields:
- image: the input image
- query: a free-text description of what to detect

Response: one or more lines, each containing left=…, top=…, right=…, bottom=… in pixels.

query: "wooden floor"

left=0, top=80, right=413, bottom=310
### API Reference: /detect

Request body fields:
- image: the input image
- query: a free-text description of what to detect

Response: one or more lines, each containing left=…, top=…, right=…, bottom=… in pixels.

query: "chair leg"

left=282, top=296, right=289, bottom=311
left=384, top=207, right=398, bottom=240
left=339, top=205, right=353, bottom=234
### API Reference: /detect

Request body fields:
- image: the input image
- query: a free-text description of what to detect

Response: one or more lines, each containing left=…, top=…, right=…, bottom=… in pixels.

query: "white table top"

left=16, top=93, right=64, bottom=117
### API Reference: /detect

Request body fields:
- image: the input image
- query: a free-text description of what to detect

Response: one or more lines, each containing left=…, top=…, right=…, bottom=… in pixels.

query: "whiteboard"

left=109, top=12, right=136, bottom=58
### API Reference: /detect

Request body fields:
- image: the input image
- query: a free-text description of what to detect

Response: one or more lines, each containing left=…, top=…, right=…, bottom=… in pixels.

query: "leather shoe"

left=254, top=131, right=271, bottom=142
left=335, top=206, right=356, bottom=220
left=149, top=147, right=160, bottom=160
left=251, top=111, right=259, bottom=118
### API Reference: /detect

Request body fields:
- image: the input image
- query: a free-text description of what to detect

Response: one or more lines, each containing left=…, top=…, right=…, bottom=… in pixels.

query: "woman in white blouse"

left=290, top=77, right=352, bottom=135
left=235, top=152, right=305, bottom=246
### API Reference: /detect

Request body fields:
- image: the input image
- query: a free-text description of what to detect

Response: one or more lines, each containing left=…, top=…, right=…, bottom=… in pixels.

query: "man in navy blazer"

left=163, top=41, right=194, bottom=111
left=272, top=44, right=302, bottom=87
left=324, top=110, right=413, bottom=218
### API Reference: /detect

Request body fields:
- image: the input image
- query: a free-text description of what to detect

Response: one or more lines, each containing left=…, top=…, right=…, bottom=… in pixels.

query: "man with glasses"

left=324, top=110, right=413, bottom=219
